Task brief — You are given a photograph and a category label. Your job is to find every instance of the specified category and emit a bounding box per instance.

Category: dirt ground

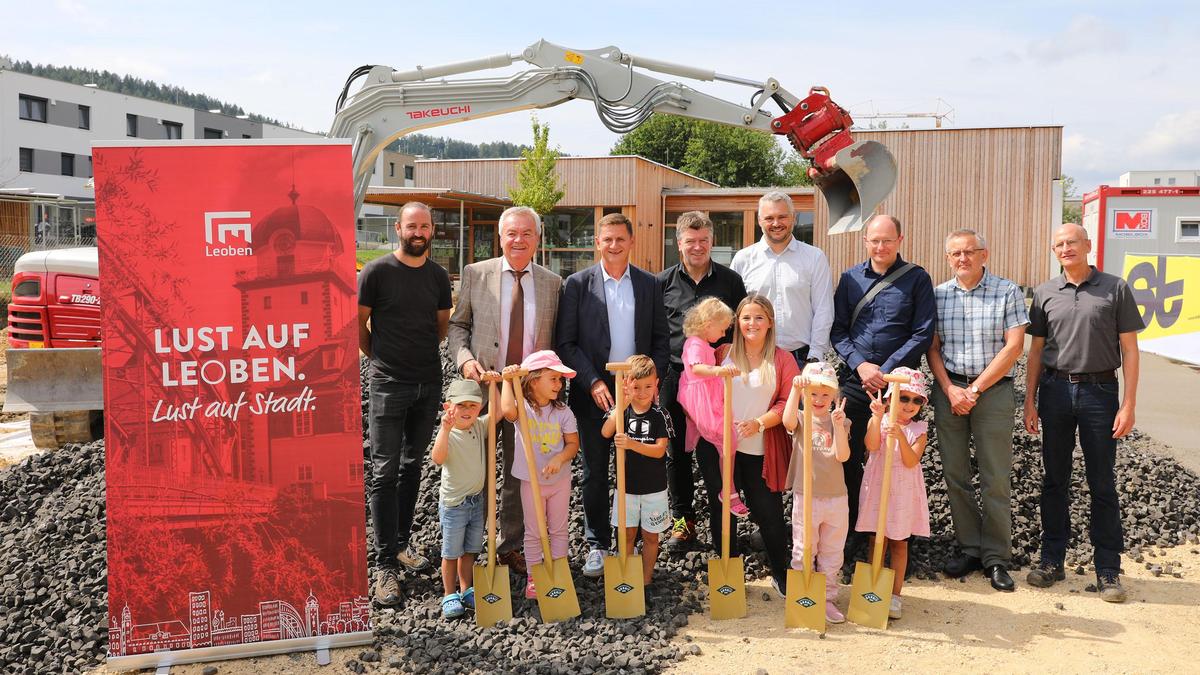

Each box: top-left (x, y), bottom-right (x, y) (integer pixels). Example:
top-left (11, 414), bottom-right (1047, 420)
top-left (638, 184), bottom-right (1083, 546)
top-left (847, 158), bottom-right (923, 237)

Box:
top-left (671, 545), bottom-right (1200, 675)
top-left (89, 544), bottom-right (1200, 675)
top-left (0, 329), bottom-right (29, 471)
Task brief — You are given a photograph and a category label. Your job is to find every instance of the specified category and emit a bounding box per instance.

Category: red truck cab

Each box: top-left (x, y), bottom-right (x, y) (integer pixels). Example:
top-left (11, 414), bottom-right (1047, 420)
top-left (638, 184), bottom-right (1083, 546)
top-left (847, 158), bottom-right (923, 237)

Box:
top-left (7, 247), bottom-right (101, 349)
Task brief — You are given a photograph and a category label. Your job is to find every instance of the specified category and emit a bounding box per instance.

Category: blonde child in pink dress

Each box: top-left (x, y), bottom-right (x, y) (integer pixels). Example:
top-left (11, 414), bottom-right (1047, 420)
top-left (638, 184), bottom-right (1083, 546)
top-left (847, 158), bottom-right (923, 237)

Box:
top-left (854, 366), bottom-right (930, 621)
top-left (676, 297), bottom-right (748, 517)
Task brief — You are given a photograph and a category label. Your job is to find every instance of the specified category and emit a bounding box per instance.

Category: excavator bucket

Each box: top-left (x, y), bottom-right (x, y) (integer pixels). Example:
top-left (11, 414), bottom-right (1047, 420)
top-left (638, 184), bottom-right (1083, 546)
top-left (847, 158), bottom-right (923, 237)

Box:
top-left (2, 347), bottom-right (103, 413)
top-left (818, 140), bottom-right (898, 235)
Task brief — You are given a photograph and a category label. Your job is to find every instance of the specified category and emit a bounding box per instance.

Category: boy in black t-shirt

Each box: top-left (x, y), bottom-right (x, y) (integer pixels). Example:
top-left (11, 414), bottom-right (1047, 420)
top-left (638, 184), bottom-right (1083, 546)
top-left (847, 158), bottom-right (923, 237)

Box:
top-left (601, 355), bottom-right (674, 584)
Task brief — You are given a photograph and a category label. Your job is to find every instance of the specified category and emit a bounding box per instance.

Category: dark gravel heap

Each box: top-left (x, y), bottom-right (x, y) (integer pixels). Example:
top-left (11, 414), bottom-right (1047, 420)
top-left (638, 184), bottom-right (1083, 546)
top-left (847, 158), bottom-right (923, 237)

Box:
top-left (0, 352), bottom-right (1198, 673)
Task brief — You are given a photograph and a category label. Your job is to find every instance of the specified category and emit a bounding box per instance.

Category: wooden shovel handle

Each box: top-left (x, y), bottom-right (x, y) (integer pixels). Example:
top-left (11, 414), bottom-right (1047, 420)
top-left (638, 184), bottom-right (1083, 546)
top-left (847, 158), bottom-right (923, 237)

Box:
top-left (870, 379), bottom-right (904, 576)
top-left (721, 373), bottom-right (733, 561)
top-left (802, 386), bottom-right (814, 578)
top-left (486, 379), bottom-right (499, 569)
top-left (505, 371), bottom-right (554, 566)
top-left (609, 365), bottom-right (628, 562)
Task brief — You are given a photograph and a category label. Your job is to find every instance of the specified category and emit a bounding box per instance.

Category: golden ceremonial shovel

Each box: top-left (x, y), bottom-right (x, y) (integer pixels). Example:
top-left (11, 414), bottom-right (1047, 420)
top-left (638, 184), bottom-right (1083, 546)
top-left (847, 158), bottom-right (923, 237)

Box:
top-left (708, 373), bottom-right (746, 619)
top-left (474, 374), bottom-right (512, 626)
top-left (847, 372), bottom-right (910, 629)
top-left (508, 369), bottom-right (580, 623)
top-left (786, 385), bottom-right (826, 631)
top-left (603, 361), bottom-right (645, 618)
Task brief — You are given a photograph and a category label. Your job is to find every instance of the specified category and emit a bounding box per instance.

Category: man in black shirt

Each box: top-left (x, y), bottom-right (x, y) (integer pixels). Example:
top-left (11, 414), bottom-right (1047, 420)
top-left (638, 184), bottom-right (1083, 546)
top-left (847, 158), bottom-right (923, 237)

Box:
top-left (359, 201), bottom-right (452, 606)
top-left (656, 212), bottom-right (746, 552)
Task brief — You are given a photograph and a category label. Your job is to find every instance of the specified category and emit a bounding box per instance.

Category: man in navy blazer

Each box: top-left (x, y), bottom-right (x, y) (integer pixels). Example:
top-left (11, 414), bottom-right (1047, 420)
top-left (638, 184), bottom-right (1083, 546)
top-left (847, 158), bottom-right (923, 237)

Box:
top-left (556, 213), bottom-right (670, 576)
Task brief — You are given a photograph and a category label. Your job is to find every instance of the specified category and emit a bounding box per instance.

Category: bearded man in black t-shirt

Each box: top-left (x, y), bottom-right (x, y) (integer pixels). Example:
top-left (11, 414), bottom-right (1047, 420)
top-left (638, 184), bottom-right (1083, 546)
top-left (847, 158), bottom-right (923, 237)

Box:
top-left (358, 201), bottom-right (452, 606)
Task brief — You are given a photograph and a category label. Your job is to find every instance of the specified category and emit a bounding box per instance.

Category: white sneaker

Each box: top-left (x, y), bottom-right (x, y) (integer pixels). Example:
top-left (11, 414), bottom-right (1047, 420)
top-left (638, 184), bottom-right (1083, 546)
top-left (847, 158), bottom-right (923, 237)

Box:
top-left (582, 548), bottom-right (606, 577)
top-left (889, 595), bottom-right (902, 619)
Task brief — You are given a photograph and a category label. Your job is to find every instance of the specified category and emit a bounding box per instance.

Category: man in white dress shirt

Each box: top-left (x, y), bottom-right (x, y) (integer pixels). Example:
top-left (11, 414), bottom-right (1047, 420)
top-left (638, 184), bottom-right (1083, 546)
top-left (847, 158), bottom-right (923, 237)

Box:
top-left (731, 191), bottom-right (835, 365)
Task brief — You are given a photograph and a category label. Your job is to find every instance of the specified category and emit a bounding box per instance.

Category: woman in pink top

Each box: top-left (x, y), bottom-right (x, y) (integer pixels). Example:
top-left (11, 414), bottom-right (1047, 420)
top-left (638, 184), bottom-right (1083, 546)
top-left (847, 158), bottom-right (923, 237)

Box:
top-left (677, 297), bottom-right (748, 516)
top-left (855, 366), bottom-right (931, 620)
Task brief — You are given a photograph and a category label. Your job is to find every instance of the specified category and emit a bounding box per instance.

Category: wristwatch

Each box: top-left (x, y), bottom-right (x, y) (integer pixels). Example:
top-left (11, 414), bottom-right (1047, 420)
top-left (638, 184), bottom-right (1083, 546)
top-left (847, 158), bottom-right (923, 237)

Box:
top-left (969, 383), bottom-right (981, 396)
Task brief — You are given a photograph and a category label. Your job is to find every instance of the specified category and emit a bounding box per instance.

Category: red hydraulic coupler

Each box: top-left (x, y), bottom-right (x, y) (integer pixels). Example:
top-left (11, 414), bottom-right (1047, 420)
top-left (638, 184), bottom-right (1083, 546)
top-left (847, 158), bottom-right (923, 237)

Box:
top-left (771, 87), bottom-right (856, 171)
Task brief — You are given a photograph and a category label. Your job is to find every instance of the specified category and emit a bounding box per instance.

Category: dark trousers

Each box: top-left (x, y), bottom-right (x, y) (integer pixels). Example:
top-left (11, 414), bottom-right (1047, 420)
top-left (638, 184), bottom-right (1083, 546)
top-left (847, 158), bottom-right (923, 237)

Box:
top-left (734, 452), bottom-right (791, 584)
top-left (367, 375), bottom-right (440, 570)
top-left (577, 414), bottom-right (613, 551)
top-left (496, 419), bottom-right (525, 554)
top-left (839, 377), bottom-right (873, 548)
top-left (1036, 377), bottom-right (1124, 572)
top-left (660, 365), bottom-right (697, 523)
top-left (696, 438), bottom-right (739, 557)
top-left (790, 346), bottom-right (810, 366)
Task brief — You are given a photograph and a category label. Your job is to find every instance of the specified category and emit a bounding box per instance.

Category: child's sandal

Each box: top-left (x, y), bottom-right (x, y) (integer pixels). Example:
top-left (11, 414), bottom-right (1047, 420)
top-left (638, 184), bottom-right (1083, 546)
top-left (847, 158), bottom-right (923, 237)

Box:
top-left (461, 587), bottom-right (475, 610)
top-left (441, 592), bottom-right (465, 619)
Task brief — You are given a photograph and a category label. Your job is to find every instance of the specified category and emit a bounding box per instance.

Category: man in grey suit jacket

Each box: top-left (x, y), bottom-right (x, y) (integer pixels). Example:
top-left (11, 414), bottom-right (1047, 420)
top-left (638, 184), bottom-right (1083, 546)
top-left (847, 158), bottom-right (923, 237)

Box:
top-left (448, 206), bottom-right (562, 576)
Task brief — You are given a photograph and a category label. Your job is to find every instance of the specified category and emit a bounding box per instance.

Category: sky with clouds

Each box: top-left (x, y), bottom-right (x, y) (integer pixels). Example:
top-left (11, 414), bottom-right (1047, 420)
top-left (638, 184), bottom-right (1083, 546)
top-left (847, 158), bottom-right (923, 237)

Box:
top-left (4, 1), bottom-right (1197, 194)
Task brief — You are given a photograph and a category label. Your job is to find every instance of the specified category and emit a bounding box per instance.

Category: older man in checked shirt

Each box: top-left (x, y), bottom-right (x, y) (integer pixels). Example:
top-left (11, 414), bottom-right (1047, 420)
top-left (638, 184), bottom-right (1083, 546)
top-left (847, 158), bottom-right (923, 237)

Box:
top-left (927, 228), bottom-right (1028, 592)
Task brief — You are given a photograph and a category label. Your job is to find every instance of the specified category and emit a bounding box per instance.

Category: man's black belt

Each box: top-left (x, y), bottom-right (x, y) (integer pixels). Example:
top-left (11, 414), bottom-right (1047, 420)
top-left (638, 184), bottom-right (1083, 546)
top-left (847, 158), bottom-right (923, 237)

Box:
top-left (946, 370), bottom-right (1012, 386)
top-left (1046, 368), bottom-right (1117, 383)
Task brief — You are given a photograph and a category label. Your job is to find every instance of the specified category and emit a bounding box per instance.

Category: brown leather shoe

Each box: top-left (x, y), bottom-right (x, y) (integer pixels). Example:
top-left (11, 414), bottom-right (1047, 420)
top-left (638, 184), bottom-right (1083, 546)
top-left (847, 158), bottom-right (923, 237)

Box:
top-left (497, 549), bottom-right (527, 576)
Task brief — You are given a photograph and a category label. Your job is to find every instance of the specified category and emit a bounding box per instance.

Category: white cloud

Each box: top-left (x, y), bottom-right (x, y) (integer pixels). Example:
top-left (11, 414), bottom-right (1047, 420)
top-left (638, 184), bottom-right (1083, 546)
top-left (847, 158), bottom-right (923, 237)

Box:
top-left (1133, 110), bottom-right (1200, 165)
top-left (1027, 14), bottom-right (1125, 65)
top-left (1063, 133), bottom-right (1111, 172)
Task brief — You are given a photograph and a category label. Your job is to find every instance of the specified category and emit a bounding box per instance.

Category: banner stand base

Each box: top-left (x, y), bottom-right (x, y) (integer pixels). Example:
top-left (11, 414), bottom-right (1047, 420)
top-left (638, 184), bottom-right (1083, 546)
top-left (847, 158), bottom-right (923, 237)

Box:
top-left (156, 666), bottom-right (171, 675)
top-left (317, 647), bottom-right (332, 665)
top-left (108, 631), bottom-right (374, 671)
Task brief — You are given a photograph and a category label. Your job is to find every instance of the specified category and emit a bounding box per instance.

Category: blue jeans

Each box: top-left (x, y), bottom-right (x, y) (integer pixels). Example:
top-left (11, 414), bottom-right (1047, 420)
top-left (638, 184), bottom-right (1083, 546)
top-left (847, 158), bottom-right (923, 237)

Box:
top-left (1036, 376), bottom-right (1123, 572)
top-left (439, 493), bottom-right (485, 559)
top-left (368, 374), bottom-right (440, 570)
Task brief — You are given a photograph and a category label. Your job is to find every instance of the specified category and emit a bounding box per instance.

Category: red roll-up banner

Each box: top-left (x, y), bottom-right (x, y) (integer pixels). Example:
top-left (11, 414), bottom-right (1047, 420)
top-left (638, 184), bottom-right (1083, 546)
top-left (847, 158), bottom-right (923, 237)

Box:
top-left (94, 140), bottom-right (372, 669)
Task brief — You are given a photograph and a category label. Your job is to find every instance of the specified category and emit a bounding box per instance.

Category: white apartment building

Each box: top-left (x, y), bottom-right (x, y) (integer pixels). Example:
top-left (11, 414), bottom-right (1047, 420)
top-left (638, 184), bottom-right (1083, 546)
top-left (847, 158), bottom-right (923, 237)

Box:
top-left (1119, 170), bottom-right (1200, 187)
top-left (0, 68), bottom-right (320, 201)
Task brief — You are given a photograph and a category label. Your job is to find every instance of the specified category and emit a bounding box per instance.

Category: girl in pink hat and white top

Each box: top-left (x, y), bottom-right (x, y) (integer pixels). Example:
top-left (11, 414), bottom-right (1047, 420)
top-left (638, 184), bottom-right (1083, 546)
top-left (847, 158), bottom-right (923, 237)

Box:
top-left (500, 349), bottom-right (580, 600)
top-left (855, 366), bottom-right (931, 620)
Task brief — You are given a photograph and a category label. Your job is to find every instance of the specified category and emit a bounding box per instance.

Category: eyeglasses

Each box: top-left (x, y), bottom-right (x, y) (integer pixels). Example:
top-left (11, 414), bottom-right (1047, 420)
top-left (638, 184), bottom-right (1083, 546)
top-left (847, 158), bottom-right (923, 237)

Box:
top-left (946, 248), bottom-right (984, 258)
top-left (865, 238), bottom-right (898, 247)
top-left (898, 395), bottom-right (924, 405)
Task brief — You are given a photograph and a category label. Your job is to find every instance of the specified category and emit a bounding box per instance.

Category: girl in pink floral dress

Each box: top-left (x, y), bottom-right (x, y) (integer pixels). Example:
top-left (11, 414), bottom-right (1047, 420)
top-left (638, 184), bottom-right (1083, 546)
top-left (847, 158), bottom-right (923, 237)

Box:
top-left (855, 366), bottom-right (930, 620)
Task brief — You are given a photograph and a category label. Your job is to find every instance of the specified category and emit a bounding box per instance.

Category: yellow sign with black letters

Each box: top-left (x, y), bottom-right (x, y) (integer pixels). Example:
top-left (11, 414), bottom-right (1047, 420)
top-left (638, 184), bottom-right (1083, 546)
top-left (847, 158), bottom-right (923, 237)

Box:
top-left (1123, 254), bottom-right (1200, 341)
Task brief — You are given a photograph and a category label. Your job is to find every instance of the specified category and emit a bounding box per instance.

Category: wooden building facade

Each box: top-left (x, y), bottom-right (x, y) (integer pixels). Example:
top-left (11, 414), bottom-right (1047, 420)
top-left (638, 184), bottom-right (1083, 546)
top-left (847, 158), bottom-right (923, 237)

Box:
top-left (364, 126), bottom-right (1062, 287)
top-left (815, 126), bottom-right (1063, 288)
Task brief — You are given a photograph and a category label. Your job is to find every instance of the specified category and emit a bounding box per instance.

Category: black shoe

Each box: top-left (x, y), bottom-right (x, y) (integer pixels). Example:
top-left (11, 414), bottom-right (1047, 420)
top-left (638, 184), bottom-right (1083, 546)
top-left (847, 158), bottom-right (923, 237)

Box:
top-left (1097, 570), bottom-right (1128, 603)
top-left (988, 565), bottom-right (1015, 592)
top-left (943, 554), bottom-right (983, 578)
top-left (1026, 561), bottom-right (1066, 588)
top-left (747, 529), bottom-right (766, 552)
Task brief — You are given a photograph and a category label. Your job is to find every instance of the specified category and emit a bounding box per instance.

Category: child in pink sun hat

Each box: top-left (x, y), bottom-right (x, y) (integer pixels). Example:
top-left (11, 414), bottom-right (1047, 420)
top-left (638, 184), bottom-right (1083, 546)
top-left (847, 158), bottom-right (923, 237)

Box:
top-left (855, 366), bottom-right (931, 620)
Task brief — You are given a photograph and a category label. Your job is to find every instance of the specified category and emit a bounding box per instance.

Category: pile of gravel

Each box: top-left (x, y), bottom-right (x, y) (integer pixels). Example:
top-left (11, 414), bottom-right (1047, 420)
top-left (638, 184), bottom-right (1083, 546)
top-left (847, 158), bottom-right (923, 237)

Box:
top-left (1, 352), bottom-right (1198, 673)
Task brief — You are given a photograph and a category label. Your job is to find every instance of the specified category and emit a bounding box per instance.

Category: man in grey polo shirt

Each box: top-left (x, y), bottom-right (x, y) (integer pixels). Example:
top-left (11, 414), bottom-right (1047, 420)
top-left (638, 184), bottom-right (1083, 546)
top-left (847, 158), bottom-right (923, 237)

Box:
top-left (1023, 223), bottom-right (1143, 603)
top-left (928, 229), bottom-right (1028, 592)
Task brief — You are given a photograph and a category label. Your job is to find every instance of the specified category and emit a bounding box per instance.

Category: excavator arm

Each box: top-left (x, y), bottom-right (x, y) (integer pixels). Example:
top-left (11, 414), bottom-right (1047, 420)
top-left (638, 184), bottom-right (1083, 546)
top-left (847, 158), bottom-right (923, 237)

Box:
top-left (329, 39), bottom-right (895, 234)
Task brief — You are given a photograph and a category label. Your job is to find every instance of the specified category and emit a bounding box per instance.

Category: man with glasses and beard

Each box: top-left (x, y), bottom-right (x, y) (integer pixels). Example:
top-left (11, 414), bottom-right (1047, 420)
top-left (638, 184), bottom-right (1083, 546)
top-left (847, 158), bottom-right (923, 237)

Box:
top-left (359, 201), bottom-right (452, 606)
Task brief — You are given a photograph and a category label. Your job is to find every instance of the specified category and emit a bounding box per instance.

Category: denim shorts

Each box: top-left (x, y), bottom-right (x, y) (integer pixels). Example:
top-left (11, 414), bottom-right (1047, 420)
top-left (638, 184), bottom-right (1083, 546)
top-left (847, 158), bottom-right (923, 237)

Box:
top-left (611, 489), bottom-right (671, 533)
top-left (439, 492), bottom-right (485, 559)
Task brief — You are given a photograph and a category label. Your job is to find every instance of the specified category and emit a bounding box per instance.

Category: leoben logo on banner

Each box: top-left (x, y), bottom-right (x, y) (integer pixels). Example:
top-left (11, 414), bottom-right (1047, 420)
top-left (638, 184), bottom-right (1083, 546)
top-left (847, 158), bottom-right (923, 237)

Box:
top-left (204, 211), bottom-right (253, 256)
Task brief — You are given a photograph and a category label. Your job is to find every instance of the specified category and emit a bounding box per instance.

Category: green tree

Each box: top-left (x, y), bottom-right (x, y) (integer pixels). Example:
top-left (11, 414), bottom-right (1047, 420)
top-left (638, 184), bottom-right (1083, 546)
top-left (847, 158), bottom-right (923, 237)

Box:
top-left (612, 115), bottom-right (805, 187)
top-left (509, 116), bottom-right (565, 217)
top-left (1061, 174), bottom-right (1082, 224)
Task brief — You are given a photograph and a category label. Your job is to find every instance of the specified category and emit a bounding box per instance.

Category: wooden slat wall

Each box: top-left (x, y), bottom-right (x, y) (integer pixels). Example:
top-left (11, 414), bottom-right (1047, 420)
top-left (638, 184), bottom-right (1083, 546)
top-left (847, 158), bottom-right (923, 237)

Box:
top-left (813, 127), bottom-right (1062, 288)
top-left (0, 199), bottom-right (29, 239)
